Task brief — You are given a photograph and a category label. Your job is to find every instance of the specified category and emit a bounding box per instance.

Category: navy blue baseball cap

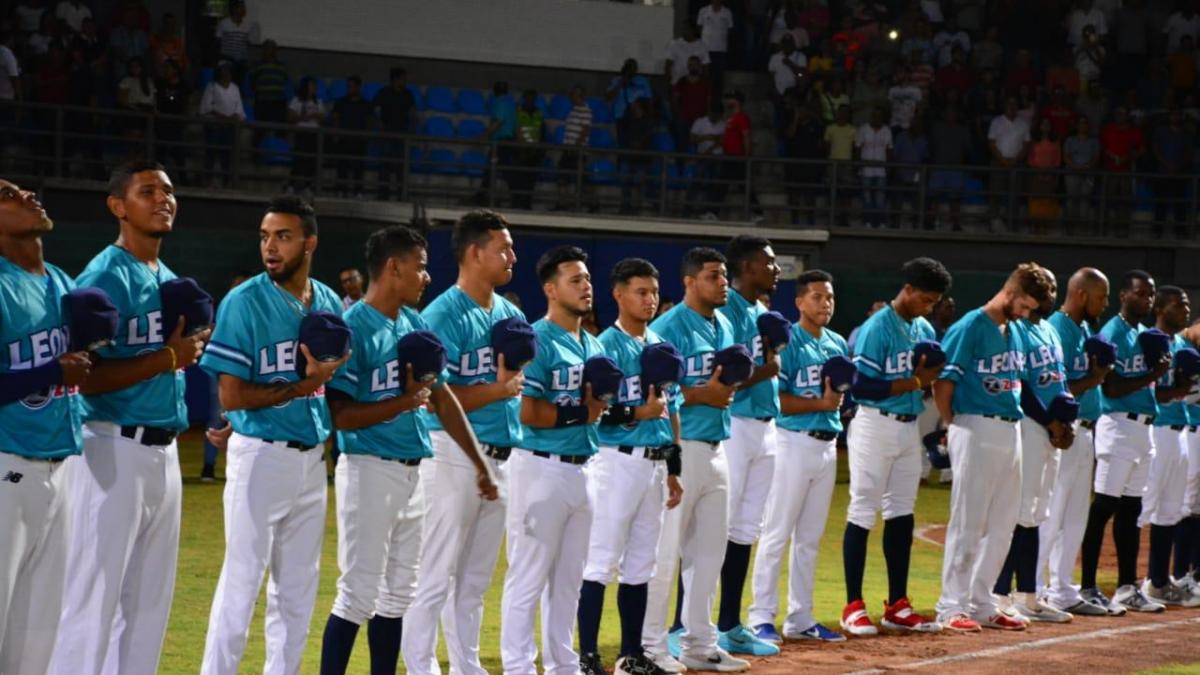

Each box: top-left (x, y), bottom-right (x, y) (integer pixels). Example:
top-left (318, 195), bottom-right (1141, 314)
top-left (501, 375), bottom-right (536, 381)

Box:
top-left (63, 287), bottom-right (119, 352)
top-left (913, 340), bottom-right (946, 368)
top-left (1138, 328), bottom-right (1172, 365)
top-left (295, 311), bottom-right (351, 375)
top-left (1176, 347), bottom-right (1200, 379)
top-left (820, 355), bottom-right (858, 393)
top-left (1084, 335), bottom-right (1117, 368)
top-left (714, 345), bottom-right (754, 386)
top-left (923, 429), bottom-right (950, 470)
top-left (756, 311), bottom-right (791, 352)
top-left (397, 330), bottom-right (447, 390)
top-left (640, 341), bottom-right (684, 392)
top-left (160, 277), bottom-right (214, 337)
top-left (1048, 391), bottom-right (1081, 424)
top-left (584, 355), bottom-right (624, 402)
top-left (491, 317), bottom-right (537, 370)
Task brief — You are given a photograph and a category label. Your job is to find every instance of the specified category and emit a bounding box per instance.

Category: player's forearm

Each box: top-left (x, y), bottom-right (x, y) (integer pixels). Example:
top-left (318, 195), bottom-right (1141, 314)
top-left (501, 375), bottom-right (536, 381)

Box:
top-left (79, 349), bottom-right (174, 395)
top-left (431, 386), bottom-right (490, 474)
top-left (681, 384), bottom-right (720, 407)
top-left (670, 411), bottom-right (681, 445)
top-left (1101, 371), bottom-right (1158, 399)
top-left (933, 379), bottom-right (955, 424)
top-left (448, 381), bottom-right (508, 413)
top-left (519, 396), bottom-right (559, 428)
top-left (780, 392), bottom-right (837, 415)
top-left (1156, 383), bottom-right (1192, 403)
top-left (743, 361), bottom-right (779, 388)
top-left (1068, 374), bottom-right (1103, 396)
top-left (0, 361), bottom-right (65, 404)
top-left (219, 373), bottom-right (316, 411)
top-left (328, 394), bottom-right (417, 430)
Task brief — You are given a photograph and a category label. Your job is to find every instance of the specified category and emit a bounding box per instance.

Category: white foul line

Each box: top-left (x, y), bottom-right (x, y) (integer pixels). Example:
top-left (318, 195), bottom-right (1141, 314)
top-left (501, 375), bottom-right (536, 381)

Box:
top-left (914, 524), bottom-right (945, 548)
top-left (844, 616), bottom-right (1200, 675)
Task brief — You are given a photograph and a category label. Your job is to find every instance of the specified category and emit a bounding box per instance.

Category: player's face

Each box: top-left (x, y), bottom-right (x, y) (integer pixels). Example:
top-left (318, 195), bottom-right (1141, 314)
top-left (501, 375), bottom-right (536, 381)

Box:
top-left (392, 247), bottom-right (431, 307)
top-left (339, 270), bottom-right (363, 297)
top-left (546, 260), bottom-right (593, 317)
top-left (1082, 280), bottom-right (1110, 321)
top-left (0, 180), bottom-right (52, 236)
top-left (796, 281), bottom-right (835, 327)
top-left (689, 262), bottom-right (729, 308)
top-left (614, 275), bottom-right (659, 323)
top-left (1161, 293), bottom-right (1191, 333)
top-left (112, 170), bottom-right (175, 237)
top-left (474, 228), bottom-right (516, 287)
top-left (902, 285), bottom-right (943, 318)
top-left (260, 213), bottom-right (313, 283)
top-left (744, 246), bottom-right (781, 294)
top-left (1005, 291), bottom-right (1039, 321)
top-left (1122, 278), bottom-right (1156, 319)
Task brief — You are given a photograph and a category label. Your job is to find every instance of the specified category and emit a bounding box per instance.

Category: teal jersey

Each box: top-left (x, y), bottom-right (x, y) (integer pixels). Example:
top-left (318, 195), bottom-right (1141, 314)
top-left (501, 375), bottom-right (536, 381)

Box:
top-left (0, 258), bottom-right (83, 459)
top-left (719, 290), bottom-right (780, 419)
top-left (595, 325), bottom-right (679, 448)
top-left (940, 307), bottom-right (1027, 418)
top-left (1155, 334), bottom-right (1192, 428)
top-left (1019, 318), bottom-right (1068, 409)
top-left (76, 245), bottom-right (186, 430)
top-left (650, 303), bottom-right (735, 442)
top-left (520, 318), bottom-right (604, 456)
top-left (199, 273), bottom-right (342, 446)
top-left (328, 303), bottom-right (446, 460)
top-left (851, 304), bottom-right (936, 416)
top-left (1048, 311), bottom-right (1101, 422)
top-left (777, 322), bottom-right (848, 434)
top-left (1098, 315), bottom-right (1158, 417)
top-left (421, 286), bottom-right (524, 447)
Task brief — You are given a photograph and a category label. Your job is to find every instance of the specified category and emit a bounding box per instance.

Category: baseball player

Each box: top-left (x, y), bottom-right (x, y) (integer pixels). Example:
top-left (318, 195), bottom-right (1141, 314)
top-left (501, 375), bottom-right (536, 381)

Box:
top-left (1078, 270), bottom-right (1171, 614)
top-left (933, 262), bottom-right (1054, 632)
top-left (1039, 268), bottom-right (1113, 616)
top-left (991, 268), bottom-right (1074, 624)
top-left (840, 257), bottom-right (950, 636)
top-left (319, 226), bottom-right (500, 675)
top-left (198, 195), bottom-right (349, 674)
top-left (644, 247), bottom-right (748, 673)
top-left (576, 257), bottom-right (684, 675)
top-left (500, 245), bottom-right (608, 675)
top-left (401, 210), bottom-right (525, 675)
top-left (51, 161), bottom-right (208, 675)
top-left (748, 269), bottom-right (849, 642)
top-left (712, 235), bottom-right (783, 657)
top-left (1138, 286), bottom-right (1200, 606)
top-left (0, 181), bottom-right (93, 674)
top-left (1176, 318), bottom-right (1200, 591)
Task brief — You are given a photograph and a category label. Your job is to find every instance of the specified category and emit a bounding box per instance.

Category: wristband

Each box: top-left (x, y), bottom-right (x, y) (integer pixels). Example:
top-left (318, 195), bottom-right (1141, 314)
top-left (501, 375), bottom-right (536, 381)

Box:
top-left (600, 404), bottom-right (636, 426)
top-left (165, 346), bottom-right (178, 372)
top-left (554, 404), bottom-right (589, 428)
top-left (913, 375), bottom-right (923, 389)
top-left (664, 443), bottom-right (682, 476)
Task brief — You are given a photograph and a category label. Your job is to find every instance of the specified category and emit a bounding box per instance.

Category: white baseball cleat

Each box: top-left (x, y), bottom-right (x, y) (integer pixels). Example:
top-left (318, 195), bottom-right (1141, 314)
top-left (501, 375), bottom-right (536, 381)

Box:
top-left (1013, 592), bottom-right (1072, 623)
top-left (645, 648), bottom-right (688, 673)
top-left (1114, 584), bottom-right (1166, 613)
top-left (1142, 578), bottom-right (1200, 608)
top-left (678, 648), bottom-right (750, 672)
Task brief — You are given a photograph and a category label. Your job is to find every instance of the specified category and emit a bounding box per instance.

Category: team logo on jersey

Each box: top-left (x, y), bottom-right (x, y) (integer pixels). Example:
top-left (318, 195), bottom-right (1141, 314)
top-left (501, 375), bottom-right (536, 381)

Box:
top-left (18, 384), bottom-right (78, 411)
top-left (1037, 370), bottom-right (1065, 387)
top-left (126, 310), bottom-right (165, 346)
top-left (982, 376), bottom-right (1022, 395)
top-left (7, 325), bottom-right (71, 370)
top-left (685, 353), bottom-right (715, 379)
top-left (458, 346), bottom-right (497, 378)
top-left (2, 471), bottom-right (21, 483)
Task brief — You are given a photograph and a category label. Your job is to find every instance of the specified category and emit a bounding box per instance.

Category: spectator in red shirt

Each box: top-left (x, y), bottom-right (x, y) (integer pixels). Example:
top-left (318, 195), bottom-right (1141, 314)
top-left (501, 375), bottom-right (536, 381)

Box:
top-left (717, 90), bottom-right (761, 219)
top-left (1004, 49), bottom-right (1039, 96)
top-left (1039, 86), bottom-right (1078, 141)
top-left (831, 16), bottom-right (865, 72)
top-left (1099, 105), bottom-right (1144, 232)
top-left (934, 46), bottom-right (973, 101)
top-left (671, 55), bottom-right (713, 154)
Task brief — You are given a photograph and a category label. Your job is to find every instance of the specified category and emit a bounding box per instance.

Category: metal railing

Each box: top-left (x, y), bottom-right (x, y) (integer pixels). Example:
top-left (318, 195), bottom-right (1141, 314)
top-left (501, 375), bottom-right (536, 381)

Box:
top-left (1, 100), bottom-right (1195, 239)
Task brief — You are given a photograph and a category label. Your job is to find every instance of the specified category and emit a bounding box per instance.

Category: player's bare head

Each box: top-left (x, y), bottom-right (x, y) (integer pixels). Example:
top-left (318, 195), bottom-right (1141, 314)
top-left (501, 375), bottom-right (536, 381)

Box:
top-left (538, 245), bottom-right (592, 317)
top-left (0, 179), bottom-right (52, 237)
top-left (795, 269), bottom-right (835, 327)
top-left (1002, 262), bottom-right (1054, 321)
top-left (453, 209), bottom-right (514, 287)
top-left (682, 247), bottom-right (729, 310)
top-left (897, 257), bottom-right (951, 319)
top-left (725, 234), bottom-right (779, 294)
top-left (1066, 267), bottom-right (1110, 320)
top-left (339, 267), bottom-right (364, 298)
top-left (1154, 285), bottom-right (1190, 333)
top-left (365, 225), bottom-right (430, 306)
top-left (1118, 269), bottom-right (1155, 320)
top-left (260, 194), bottom-right (317, 284)
top-left (106, 159), bottom-right (175, 237)
top-left (931, 296), bottom-right (956, 325)
top-left (611, 257), bottom-right (660, 323)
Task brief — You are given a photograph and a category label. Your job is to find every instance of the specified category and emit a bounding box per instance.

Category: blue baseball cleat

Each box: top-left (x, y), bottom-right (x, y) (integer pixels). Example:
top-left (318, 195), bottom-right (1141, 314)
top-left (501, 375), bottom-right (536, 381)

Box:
top-left (752, 623), bottom-right (782, 644)
top-left (667, 626), bottom-right (683, 658)
top-left (718, 624), bottom-right (781, 656)
top-left (787, 623), bottom-right (847, 642)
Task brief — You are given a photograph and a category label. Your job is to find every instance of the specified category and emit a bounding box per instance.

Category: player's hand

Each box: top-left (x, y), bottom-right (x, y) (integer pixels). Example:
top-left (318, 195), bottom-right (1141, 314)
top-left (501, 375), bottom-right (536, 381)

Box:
top-left (666, 474), bottom-right (684, 509)
top-left (583, 383), bottom-right (610, 424)
top-left (299, 343), bottom-right (351, 391)
top-left (58, 351), bottom-right (92, 386)
top-left (206, 421), bottom-right (232, 451)
top-left (397, 363), bottom-right (433, 412)
top-left (759, 353), bottom-right (782, 379)
top-left (495, 353), bottom-right (525, 400)
top-left (913, 354), bottom-right (944, 387)
top-left (166, 317), bottom-right (210, 370)
top-left (704, 366), bottom-right (736, 408)
top-left (1087, 355), bottom-right (1114, 383)
top-left (476, 467), bottom-right (500, 501)
top-left (635, 384), bottom-right (669, 420)
top-left (1151, 354), bottom-right (1172, 379)
top-left (821, 377), bottom-right (845, 412)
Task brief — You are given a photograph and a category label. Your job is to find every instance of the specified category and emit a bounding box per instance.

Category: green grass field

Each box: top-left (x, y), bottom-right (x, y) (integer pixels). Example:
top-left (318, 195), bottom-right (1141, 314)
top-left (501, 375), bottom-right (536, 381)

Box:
top-left (158, 435), bottom-right (1083, 673)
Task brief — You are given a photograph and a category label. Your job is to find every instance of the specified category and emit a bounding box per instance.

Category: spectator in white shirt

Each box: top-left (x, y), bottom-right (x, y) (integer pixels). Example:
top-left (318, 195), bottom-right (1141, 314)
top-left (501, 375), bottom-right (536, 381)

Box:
top-left (768, 33), bottom-right (808, 96)
top-left (12, 0), bottom-right (45, 35)
top-left (1163, 5), bottom-right (1200, 53)
top-left (287, 76), bottom-right (326, 193)
top-left (888, 70), bottom-right (923, 130)
top-left (987, 96), bottom-right (1031, 226)
top-left (215, 0), bottom-right (260, 84)
top-left (932, 15), bottom-right (971, 68)
top-left (665, 22), bottom-right (710, 84)
top-left (54, 0), bottom-right (89, 33)
top-left (855, 107), bottom-right (893, 227)
top-left (688, 103), bottom-right (726, 216)
top-left (556, 84), bottom-right (593, 207)
top-left (768, 5), bottom-right (810, 51)
top-left (697, 0), bottom-right (734, 95)
top-left (199, 62), bottom-right (246, 186)
top-left (1067, 0), bottom-right (1107, 47)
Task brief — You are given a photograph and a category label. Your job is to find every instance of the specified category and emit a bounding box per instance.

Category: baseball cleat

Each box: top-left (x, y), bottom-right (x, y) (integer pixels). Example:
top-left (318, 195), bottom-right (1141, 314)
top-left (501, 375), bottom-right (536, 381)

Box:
top-left (881, 597), bottom-right (942, 633)
top-left (751, 623), bottom-right (782, 644)
top-left (717, 624), bottom-right (780, 656)
top-left (840, 599), bottom-right (879, 637)
top-left (1142, 578), bottom-right (1200, 608)
top-left (678, 648), bottom-right (750, 672)
top-left (1013, 592), bottom-right (1072, 623)
top-left (1114, 584), bottom-right (1167, 613)
top-left (785, 623), bottom-right (846, 642)
top-left (1062, 599), bottom-right (1109, 616)
top-left (992, 593), bottom-right (1029, 625)
top-left (977, 613), bottom-right (1027, 630)
top-left (580, 651), bottom-right (607, 675)
top-left (616, 653), bottom-right (670, 675)
top-left (644, 648), bottom-right (687, 674)
top-left (941, 614), bottom-right (981, 633)
top-left (666, 627), bottom-right (683, 659)
top-left (1081, 587), bottom-right (1128, 616)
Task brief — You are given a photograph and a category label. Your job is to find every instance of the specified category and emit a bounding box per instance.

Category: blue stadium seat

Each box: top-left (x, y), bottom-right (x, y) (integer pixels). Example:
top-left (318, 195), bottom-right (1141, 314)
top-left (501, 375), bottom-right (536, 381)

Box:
top-left (1135, 182), bottom-right (1155, 213)
top-left (456, 118), bottom-right (487, 139)
top-left (457, 89), bottom-right (488, 116)
top-left (425, 86), bottom-right (458, 113)
top-left (461, 149), bottom-right (488, 177)
top-left (326, 78), bottom-right (348, 102)
top-left (314, 78), bottom-right (328, 102)
top-left (668, 162), bottom-right (696, 190)
top-left (587, 159), bottom-right (618, 185)
top-left (258, 136), bottom-right (292, 165)
top-left (550, 125), bottom-right (566, 145)
top-left (962, 177), bottom-right (986, 206)
top-left (409, 146), bottom-right (428, 173)
top-left (242, 101), bottom-right (255, 122)
top-left (427, 148), bottom-right (461, 175)
top-left (363, 81), bottom-right (385, 101)
top-left (587, 97), bottom-right (614, 124)
top-left (651, 131), bottom-right (675, 153)
top-left (422, 116), bottom-right (456, 138)
top-left (589, 127), bottom-right (616, 149)
top-left (408, 84), bottom-right (425, 111)
top-left (197, 67), bottom-right (215, 91)
top-left (547, 94), bottom-right (572, 121)
top-left (538, 155), bottom-right (558, 183)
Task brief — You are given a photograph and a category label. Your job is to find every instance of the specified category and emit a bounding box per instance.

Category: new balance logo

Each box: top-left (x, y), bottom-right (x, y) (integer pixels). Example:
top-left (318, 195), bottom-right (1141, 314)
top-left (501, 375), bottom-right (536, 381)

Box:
top-left (2, 471), bottom-right (22, 484)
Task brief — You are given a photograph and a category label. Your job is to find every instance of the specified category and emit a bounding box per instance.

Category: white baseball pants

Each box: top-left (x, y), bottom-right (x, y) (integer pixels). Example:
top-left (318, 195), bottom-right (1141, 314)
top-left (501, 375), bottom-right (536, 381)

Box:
top-left (725, 417), bottom-right (776, 545)
top-left (846, 406), bottom-right (922, 530)
top-left (1017, 420), bottom-right (1061, 528)
top-left (582, 446), bottom-right (667, 586)
top-left (1094, 413), bottom-right (1155, 498)
top-left (1141, 426), bottom-right (1189, 527)
top-left (1185, 428), bottom-right (1200, 517)
top-left (1039, 423), bottom-right (1095, 609)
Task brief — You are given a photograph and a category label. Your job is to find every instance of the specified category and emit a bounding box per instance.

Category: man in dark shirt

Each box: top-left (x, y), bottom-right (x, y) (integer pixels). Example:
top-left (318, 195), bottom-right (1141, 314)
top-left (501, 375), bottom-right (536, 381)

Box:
top-left (929, 104), bottom-right (974, 229)
top-left (248, 39), bottom-right (288, 125)
top-left (374, 66), bottom-right (417, 200)
top-left (154, 59), bottom-right (190, 179)
top-left (1152, 109), bottom-right (1193, 233)
top-left (618, 98), bottom-right (655, 213)
top-left (331, 75), bottom-right (374, 197)
top-left (784, 95), bottom-right (824, 224)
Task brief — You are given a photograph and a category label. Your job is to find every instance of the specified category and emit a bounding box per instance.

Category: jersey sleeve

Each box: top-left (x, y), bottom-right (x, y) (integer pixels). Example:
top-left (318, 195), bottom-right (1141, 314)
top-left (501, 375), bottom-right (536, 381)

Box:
top-left (74, 267), bottom-right (130, 360)
top-left (422, 303), bottom-right (464, 377)
top-left (521, 339), bottom-right (551, 400)
top-left (778, 341), bottom-right (800, 396)
top-left (200, 295), bottom-right (256, 381)
top-left (327, 328), bottom-right (361, 398)
top-left (939, 319), bottom-right (973, 384)
top-left (852, 321), bottom-right (887, 378)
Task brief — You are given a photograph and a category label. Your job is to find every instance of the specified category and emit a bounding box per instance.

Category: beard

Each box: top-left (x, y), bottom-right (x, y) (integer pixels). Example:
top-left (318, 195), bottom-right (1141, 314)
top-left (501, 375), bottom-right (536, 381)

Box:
top-left (267, 254), bottom-right (305, 283)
